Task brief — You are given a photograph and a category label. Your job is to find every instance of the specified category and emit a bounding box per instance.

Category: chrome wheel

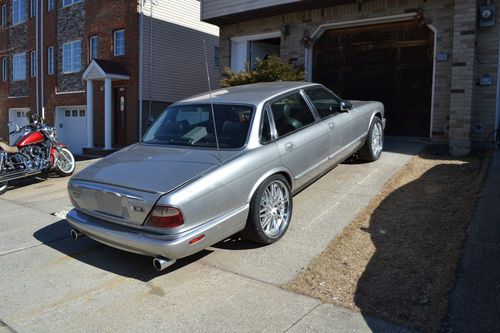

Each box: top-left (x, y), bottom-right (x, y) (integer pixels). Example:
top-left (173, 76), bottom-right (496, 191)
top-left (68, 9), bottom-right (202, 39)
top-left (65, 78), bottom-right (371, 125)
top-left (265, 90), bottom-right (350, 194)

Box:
top-left (56, 148), bottom-right (75, 175)
top-left (259, 180), bottom-right (291, 238)
top-left (371, 122), bottom-right (383, 157)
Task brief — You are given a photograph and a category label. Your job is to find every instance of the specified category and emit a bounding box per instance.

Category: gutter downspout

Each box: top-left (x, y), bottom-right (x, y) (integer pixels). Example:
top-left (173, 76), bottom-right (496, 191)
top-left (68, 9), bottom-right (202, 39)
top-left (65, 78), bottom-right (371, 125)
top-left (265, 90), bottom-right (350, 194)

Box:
top-left (35, 0), bottom-right (39, 116)
top-left (138, 0), bottom-right (144, 142)
top-left (40, 0), bottom-right (44, 119)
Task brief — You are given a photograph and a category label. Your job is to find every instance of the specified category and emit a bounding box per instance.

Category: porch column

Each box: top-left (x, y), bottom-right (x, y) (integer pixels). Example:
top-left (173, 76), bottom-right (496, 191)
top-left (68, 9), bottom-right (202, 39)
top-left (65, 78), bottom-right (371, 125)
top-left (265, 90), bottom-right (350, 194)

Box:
top-left (86, 79), bottom-right (94, 147)
top-left (104, 78), bottom-right (112, 150)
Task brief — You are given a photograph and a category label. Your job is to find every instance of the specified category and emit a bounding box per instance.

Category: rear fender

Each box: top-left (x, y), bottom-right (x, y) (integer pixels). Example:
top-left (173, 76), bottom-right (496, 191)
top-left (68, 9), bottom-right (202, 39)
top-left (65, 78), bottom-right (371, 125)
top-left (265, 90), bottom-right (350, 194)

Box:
top-left (247, 167), bottom-right (294, 203)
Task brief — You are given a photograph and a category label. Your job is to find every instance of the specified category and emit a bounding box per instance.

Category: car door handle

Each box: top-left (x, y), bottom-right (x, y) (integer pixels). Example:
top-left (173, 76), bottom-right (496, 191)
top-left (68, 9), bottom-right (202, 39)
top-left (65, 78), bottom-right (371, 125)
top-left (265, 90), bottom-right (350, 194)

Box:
top-left (285, 142), bottom-right (294, 151)
top-left (328, 123), bottom-right (335, 129)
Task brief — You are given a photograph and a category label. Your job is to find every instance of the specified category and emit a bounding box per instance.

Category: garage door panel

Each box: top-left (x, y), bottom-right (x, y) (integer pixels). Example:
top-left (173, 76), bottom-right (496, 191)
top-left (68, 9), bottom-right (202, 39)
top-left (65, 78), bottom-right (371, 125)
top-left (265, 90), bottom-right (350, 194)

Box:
top-left (313, 21), bottom-right (433, 137)
top-left (58, 108), bottom-right (87, 155)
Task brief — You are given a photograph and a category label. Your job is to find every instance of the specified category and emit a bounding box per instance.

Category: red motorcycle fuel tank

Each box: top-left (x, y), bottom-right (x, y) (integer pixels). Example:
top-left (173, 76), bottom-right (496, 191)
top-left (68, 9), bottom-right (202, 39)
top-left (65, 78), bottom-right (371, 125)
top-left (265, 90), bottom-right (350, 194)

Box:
top-left (16, 131), bottom-right (44, 148)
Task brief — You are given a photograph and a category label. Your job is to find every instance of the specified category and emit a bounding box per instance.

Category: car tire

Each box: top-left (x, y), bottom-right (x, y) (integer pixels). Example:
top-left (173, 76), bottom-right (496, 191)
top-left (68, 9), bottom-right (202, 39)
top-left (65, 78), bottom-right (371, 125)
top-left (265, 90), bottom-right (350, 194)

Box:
top-left (0, 182), bottom-right (7, 195)
top-left (55, 148), bottom-right (76, 177)
top-left (358, 117), bottom-right (383, 162)
top-left (242, 174), bottom-right (293, 245)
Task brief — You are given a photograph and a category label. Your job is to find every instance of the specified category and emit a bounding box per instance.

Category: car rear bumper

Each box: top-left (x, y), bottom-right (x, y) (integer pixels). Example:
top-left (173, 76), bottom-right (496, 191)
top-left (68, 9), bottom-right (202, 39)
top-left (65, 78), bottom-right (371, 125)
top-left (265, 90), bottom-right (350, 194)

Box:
top-left (66, 206), bottom-right (248, 259)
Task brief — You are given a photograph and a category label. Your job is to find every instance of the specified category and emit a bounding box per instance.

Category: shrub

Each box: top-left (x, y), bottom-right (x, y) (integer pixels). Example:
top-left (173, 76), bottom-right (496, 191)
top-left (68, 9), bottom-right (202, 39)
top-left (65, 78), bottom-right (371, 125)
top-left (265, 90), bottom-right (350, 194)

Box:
top-left (221, 56), bottom-right (304, 87)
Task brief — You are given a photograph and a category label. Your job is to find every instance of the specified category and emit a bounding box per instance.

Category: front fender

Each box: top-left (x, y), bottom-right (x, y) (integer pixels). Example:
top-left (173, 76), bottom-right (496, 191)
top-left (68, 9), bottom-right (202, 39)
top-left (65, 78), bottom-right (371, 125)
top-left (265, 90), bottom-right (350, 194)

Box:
top-left (50, 144), bottom-right (68, 168)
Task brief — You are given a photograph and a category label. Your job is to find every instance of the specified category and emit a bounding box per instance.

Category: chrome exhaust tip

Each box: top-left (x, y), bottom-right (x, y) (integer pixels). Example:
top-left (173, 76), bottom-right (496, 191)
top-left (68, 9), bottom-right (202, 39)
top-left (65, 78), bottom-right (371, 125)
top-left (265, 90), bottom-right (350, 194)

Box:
top-left (153, 257), bottom-right (176, 271)
top-left (70, 229), bottom-right (85, 240)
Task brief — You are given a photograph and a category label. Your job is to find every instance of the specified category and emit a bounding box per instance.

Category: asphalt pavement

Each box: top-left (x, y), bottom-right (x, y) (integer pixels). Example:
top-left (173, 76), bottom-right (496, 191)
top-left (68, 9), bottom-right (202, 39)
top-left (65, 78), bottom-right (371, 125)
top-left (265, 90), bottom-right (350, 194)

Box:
top-left (0, 142), bottom-right (423, 333)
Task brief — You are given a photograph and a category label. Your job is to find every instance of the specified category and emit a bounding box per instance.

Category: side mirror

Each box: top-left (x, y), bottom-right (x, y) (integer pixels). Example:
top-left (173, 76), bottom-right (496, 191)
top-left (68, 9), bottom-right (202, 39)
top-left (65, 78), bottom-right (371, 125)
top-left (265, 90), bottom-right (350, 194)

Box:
top-left (340, 100), bottom-right (353, 111)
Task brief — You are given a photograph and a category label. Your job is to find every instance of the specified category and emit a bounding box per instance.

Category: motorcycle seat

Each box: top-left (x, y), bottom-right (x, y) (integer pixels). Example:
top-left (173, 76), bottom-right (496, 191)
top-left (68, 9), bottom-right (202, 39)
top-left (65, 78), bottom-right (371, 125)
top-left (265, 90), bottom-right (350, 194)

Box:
top-left (0, 141), bottom-right (19, 154)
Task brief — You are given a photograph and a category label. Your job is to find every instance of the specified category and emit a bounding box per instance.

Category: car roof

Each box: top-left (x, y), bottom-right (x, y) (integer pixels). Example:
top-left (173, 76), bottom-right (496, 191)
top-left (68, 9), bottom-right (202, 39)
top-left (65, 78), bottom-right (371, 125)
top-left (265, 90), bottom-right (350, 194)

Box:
top-left (174, 82), bottom-right (321, 106)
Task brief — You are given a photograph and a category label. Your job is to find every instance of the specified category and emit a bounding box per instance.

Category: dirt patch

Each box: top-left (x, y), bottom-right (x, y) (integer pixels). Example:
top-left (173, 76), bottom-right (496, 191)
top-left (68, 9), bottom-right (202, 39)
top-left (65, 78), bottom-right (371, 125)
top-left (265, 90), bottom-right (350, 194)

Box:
top-left (285, 148), bottom-right (491, 332)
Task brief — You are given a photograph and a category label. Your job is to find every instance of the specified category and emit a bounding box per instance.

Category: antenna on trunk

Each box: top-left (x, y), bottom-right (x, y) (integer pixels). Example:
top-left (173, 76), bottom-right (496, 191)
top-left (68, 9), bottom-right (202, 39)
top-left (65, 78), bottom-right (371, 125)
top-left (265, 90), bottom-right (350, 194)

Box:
top-left (203, 39), bottom-right (223, 166)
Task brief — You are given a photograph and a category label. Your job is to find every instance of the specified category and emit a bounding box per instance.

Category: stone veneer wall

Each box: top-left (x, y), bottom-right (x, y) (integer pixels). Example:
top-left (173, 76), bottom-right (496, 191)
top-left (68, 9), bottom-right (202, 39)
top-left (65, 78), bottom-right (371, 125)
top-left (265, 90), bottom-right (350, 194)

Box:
top-left (8, 0), bottom-right (28, 97)
top-left (56, 0), bottom-right (85, 92)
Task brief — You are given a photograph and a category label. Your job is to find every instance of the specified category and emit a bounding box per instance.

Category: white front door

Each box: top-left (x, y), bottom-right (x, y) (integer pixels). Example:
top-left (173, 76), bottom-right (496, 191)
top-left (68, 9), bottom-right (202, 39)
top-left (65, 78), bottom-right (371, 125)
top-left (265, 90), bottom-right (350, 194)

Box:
top-left (57, 108), bottom-right (87, 155)
top-left (8, 108), bottom-right (30, 144)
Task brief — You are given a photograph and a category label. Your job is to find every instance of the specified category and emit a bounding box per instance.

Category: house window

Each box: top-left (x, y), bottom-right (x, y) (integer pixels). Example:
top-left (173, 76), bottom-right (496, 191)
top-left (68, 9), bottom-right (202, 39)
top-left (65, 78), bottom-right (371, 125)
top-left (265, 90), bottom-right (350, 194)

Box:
top-left (30, 0), bottom-right (36, 17)
top-left (62, 40), bottom-right (81, 73)
top-left (12, 0), bottom-right (26, 25)
top-left (47, 0), bottom-right (54, 11)
top-left (214, 46), bottom-right (220, 67)
top-left (114, 29), bottom-right (125, 56)
top-left (30, 50), bottom-right (37, 77)
top-left (89, 35), bottom-right (98, 61)
top-left (62, 0), bottom-right (81, 7)
top-left (47, 46), bottom-right (54, 75)
top-left (1, 4), bottom-right (6, 28)
top-left (12, 53), bottom-right (26, 81)
top-left (231, 35), bottom-right (281, 72)
top-left (1, 58), bottom-right (7, 82)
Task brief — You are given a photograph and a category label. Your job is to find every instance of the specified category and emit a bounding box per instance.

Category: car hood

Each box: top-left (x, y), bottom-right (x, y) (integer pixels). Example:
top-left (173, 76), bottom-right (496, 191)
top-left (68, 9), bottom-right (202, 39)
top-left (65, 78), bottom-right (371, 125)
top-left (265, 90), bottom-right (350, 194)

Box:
top-left (73, 144), bottom-right (235, 194)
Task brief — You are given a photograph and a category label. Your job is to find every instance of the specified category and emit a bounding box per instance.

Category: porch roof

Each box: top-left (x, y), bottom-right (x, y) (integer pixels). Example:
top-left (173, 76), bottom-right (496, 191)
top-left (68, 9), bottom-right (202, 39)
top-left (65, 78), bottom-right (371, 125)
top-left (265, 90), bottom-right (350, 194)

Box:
top-left (82, 59), bottom-right (130, 81)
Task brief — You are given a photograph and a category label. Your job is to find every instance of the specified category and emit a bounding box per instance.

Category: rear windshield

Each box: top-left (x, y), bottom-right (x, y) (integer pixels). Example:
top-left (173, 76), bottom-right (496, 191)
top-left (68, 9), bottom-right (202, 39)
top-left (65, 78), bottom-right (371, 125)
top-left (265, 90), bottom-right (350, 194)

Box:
top-left (143, 104), bottom-right (255, 149)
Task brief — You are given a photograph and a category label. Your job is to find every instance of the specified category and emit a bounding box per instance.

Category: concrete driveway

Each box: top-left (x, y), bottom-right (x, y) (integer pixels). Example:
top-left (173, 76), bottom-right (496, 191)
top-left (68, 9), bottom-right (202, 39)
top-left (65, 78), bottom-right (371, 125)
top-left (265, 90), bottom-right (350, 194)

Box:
top-left (0, 141), bottom-right (422, 333)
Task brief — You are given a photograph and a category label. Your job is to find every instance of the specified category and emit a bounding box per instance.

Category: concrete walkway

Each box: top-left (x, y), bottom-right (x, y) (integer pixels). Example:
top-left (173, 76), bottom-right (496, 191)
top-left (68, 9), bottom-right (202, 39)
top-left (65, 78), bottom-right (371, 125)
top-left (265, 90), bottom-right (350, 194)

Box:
top-left (0, 142), bottom-right (423, 333)
top-left (445, 149), bottom-right (500, 332)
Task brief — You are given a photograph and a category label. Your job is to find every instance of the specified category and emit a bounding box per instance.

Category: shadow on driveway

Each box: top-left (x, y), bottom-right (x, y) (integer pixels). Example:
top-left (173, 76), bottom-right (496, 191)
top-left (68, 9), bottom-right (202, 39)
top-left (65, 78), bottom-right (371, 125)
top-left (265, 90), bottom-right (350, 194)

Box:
top-left (33, 220), bottom-right (212, 282)
top-left (354, 156), bottom-right (485, 332)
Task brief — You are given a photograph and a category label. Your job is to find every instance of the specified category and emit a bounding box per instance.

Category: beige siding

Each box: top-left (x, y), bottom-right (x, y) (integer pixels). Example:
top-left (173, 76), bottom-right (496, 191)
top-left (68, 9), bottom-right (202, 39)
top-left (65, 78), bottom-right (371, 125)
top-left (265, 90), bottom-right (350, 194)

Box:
top-left (201, 0), bottom-right (302, 21)
top-left (142, 0), bottom-right (220, 103)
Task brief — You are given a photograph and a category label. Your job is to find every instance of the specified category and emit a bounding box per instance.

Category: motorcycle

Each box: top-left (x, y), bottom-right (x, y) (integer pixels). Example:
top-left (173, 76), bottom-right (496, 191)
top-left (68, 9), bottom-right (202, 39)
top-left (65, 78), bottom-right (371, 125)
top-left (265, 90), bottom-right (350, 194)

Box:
top-left (0, 113), bottom-right (76, 195)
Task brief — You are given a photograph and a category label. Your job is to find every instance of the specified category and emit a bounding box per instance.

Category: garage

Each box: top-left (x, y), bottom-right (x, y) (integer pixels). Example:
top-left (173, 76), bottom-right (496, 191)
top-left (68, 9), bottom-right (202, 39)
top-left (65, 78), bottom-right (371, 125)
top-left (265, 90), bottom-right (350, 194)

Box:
top-left (313, 20), bottom-right (434, 137)
top-left (8, 108), bottom-right (30, 144)
top-left (56, 107), bottom-right (87, 155)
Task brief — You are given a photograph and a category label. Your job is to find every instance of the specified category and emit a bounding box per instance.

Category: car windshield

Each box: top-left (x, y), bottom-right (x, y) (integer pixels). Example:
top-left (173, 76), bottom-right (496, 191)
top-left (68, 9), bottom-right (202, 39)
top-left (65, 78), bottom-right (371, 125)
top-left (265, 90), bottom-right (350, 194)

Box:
top-left (143, 104), bottom-right (255, 149)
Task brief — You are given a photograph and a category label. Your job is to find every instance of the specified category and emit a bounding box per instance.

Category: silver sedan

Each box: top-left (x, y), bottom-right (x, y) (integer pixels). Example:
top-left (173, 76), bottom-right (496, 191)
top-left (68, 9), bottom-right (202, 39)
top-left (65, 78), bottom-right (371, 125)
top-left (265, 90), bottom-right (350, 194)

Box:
top-left (67, 82), bottom-right (385, 271)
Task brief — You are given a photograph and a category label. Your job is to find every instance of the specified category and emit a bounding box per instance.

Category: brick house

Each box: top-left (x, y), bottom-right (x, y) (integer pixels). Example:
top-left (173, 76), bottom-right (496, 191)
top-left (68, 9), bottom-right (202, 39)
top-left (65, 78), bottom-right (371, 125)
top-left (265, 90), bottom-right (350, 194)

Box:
top-left (0, 0), bottom-right (219, 154)
top-left (201, 0), bottom-right (499, 155)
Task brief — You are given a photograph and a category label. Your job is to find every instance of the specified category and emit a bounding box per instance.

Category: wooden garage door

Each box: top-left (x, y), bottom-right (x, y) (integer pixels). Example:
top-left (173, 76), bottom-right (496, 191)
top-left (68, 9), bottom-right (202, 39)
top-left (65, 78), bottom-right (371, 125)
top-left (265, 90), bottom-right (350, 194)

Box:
top-left (313, 21), bottom-right (434, 137)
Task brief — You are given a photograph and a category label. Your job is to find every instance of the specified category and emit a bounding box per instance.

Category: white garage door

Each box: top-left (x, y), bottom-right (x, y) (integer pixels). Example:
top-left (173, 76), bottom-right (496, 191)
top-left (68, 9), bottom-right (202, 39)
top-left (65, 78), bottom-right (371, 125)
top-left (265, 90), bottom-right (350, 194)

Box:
top-left (58, 108), bottom-right (87, 155)
top-left (8, 109), bottom-right (30, 144)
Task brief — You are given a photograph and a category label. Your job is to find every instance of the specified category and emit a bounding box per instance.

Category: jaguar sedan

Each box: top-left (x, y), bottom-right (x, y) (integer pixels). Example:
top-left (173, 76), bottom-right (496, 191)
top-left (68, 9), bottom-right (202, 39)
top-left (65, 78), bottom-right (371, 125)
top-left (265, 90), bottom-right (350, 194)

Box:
top-left (67, 82), bottom-right (385, 271)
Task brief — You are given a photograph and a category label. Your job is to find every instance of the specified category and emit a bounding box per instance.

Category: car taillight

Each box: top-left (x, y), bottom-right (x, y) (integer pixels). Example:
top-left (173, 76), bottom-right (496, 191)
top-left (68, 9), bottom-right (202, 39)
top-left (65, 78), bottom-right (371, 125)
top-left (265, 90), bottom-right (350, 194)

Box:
top-left (145, 206), bottom-right (184, 228)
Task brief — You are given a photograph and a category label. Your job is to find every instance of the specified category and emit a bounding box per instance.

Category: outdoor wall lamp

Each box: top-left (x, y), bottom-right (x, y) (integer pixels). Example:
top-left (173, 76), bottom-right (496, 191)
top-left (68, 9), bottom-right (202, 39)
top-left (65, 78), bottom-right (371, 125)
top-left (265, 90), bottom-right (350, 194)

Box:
top-left (479, 0), bottom-right (496, 27)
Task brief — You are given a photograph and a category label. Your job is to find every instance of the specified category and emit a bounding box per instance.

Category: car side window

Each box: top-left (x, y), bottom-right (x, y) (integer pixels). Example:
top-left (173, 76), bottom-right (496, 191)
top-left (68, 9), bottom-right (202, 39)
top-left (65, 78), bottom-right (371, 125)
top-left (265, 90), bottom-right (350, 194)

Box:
top-left (260, 109), bottom-right (272, 144)
top-left (270, 92), bottom-right (315, 137)
top-left (304, 87), bottom-right (341, 119)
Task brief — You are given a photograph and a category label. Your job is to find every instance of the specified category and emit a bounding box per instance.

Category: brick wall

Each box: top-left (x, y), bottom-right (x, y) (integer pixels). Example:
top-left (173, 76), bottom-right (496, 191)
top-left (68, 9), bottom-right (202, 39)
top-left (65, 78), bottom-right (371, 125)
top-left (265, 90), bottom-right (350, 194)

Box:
top-left (218, 0), bottom-right (455, 141)
top-left (448, 0), bottom-right (477, 156)
top-left (85, 0), bottom-right (139, 146)
top-left (0, 0), bottom-right (140, 148)
top-left (217, 0), bottom-right (500, 153)
top-left (473, 6), bottom-right (500, 143)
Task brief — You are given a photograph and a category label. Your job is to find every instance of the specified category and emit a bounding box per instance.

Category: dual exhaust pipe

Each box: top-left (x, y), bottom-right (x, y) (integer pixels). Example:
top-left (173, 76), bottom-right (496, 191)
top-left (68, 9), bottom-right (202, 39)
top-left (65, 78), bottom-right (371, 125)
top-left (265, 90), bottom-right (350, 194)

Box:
top-left (70, 229), bottom-right (85, 240)
top-left (70, 229), bottom-right (176, 271)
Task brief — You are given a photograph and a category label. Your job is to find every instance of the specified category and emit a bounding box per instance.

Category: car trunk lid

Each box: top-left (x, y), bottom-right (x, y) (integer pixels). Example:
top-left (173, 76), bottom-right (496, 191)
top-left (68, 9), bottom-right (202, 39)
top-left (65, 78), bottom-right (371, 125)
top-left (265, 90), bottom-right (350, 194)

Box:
top-left (69, 144), bottom-right (222, 226)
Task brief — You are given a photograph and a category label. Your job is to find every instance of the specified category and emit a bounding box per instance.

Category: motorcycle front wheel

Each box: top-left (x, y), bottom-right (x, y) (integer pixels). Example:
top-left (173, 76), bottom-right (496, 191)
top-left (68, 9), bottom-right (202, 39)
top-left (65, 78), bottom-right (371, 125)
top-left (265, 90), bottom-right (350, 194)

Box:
top-left (0, 182), bottom-right (7, 195)
top-left (55, 147), bottom-right (76, 176)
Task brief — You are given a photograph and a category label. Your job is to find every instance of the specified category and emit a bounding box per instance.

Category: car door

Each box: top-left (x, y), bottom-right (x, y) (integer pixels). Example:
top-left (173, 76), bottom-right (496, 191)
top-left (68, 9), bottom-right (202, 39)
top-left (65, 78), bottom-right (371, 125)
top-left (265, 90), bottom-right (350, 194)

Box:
top-left (303, 86), bottom-right (356, 164)
top-left (268, 91), bottom-right (330, 189)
